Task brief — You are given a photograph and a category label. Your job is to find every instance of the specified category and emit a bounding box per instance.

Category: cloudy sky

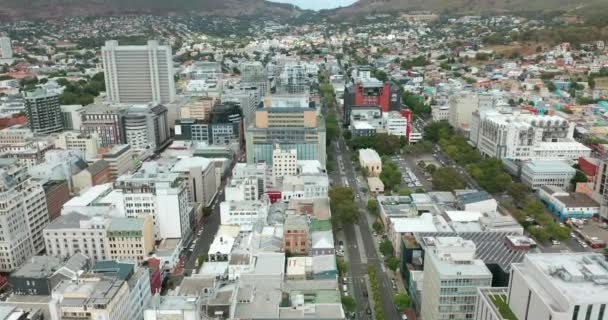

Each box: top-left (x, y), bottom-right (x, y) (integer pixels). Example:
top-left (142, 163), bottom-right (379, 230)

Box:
top-left (268, 0), bottom-right (358, 10)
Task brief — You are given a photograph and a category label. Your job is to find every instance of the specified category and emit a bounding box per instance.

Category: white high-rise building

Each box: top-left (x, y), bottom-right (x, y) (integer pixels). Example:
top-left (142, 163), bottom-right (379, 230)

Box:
top-left (448, 93), bottom-right (479, 133)
top-left (273, 147), bottom-right (298, 180)
top-left (102, 40), bottom-right (176, 104)
top-left (0, 37), bottom-right (12, 59)
top-left (115, 163), bottom-right (193, 240)
top-left (477, 111), bottom-right (590, 161)
top-left (508, 253), bottom-right (608, 320)
top-left (0, 171), bottom-right (34, 272)
top-left (0, 159), bottom-right (50, 272)
top-left (420, 237), bottom-right (492, 320)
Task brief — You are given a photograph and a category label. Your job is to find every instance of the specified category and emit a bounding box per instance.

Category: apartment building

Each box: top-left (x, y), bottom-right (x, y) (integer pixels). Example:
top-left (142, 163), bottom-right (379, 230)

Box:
top-left (102, 40), bottom-right (175, 104)
top-left (272, 147), bottom-right (297, 179)
top-left (107, 216), bottom-right (155, 263)
top-left (420, 237), bottom-right (492, 320)
top-left (60, 104), bottom-right (83, 130)
top-left (179, 97), bottom-right (215, 121)
top-left (448, 93), bottom-right (479, 133)
top-left (115, 163), bottom-right (193, 240)
top-left (24, 89), bottom-right (64, 134)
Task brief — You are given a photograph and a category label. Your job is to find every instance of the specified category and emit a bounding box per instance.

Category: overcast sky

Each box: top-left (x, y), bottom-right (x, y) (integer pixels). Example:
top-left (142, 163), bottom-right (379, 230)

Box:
top-left (268, 0), bottom-right (358, 10)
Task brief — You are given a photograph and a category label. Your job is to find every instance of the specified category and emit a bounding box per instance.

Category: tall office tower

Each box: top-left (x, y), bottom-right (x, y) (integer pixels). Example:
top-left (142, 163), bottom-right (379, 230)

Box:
top-left (246, 107), bottom-right (326, 166)
top-left (421, 237), bottom-right (492, 320)
top-left (0, 36), bottom-right (12, 59)
top-left (507, 253), bottom-right (608, 320)
top-left (240, 62), bottom-right (269, 97)
top-left (102, 40), bottom-right (176, 104)
top-left (23, 89), bottom-right (64, 134)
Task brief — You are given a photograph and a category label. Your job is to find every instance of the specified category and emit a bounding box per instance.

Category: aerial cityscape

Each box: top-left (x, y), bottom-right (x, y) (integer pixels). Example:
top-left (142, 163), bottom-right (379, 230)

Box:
top-left (0, 1), bottom-right (608, 320)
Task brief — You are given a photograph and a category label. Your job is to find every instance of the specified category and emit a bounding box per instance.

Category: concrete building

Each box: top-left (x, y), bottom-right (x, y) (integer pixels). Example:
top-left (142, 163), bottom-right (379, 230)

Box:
top-left (53, 275), bottom-right (130, 320)
top-left (0, 159), bottom-right (50, 270)
top-left (179, 97), bottom-right (215, 121)
top-left (283, 215), bottom-right (310, 255)
top-left (42, 180), bottom-right (71, 222)
top-left (80, 104), bottom-right (126, 147)
top-left (0, 169), bottom-right (35, 272)
top-left (220, 199), bottom-right (269, 227)
top-left (144, 296), bottom-right (200, 320)
top-left (246, 107), bottom-right (326, 166)
top-left (384, 111), bottom-right (408, 137)
top-left (123, 104), bottom-right (169, 152)
top-left (272, 147), bottom-right (297, 179)
top-left (107, 216), bottom-right (155, 263)
top-left (102, 40), bottom-right (175, 104)
top-left (115, 163), bottom-right (193, 240)
top-left (280, 173), bottom-right (330, 201)
top-left (538, 185), bottom-right (600, 220)
top-left (448, 93), bottom-right (479, 133)
top-left (456, 191), bottom-right (498, 214)
top-left (53, 131), bottom-right (100, 160)
top-left (60, 105), bottom-right (83, 130)
top-left (71, 160), bottom-right (112, 194)
top-left (359, 148), bottom-right (382, 177)
top-left (0, 36), bottom-right (12, 60)
top-left (170, 156), bottom-right (219, 208)
top-left (591, 159), bottom-right (608, 219)
top-left (474, 287), bottom-right (511, 320)
top-left (420, 237), bottom-right (492, 320)
top-left (24, 89), bottom-right (64, 134)
top-left (225, 176), bottom-right (260, 202)
top-left (8, 253), bottom-right (89, 296)
top-left (222, 88), bottom-right (259, 126)
top-left (102, 144), bottom-right (134, 180)
top-left (43, 212), bottom-right (111, 261)
top-left (521, 160), bottom-right (576, 190)
top-left (509, 253), bottom-right (608, 320)
top-left (431, 105), bottom-right (450, 121)
top-left (477, 111), bottom-right (590, 161)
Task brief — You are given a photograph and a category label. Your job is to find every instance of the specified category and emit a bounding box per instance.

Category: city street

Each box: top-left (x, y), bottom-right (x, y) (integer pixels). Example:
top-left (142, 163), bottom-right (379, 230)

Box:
top-left (330, 102), bottom-right (400, 320)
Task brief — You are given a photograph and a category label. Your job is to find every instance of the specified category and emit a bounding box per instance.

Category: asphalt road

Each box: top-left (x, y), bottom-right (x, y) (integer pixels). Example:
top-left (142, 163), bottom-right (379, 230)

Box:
top-left (330, 102), bottom-right (399, 320)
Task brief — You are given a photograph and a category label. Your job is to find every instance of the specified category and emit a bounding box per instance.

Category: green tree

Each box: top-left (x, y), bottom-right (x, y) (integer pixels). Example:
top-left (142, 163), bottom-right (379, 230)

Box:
top-left (329, 187), bottom-right (360, 225)
top-left (367, 199), bottom-right (379, 215)
top-left (380, 160), bottom-right (402, 191)
top-left (341, 296), bottom-right (356, 313)
top-left (373, 220), bottom-right (384, 233)
top-left (507, 183), bottom-right (530, 207)
top-left (393, 293), bottom-right (411, 312)
top-left (386, 256), bottom-right (400, 271)
top-left (571, 170), bottom-right (588, 185)
top-left (337, 257), bottom-right (348, 275)
top-left (432, 167), bottom-right (466, 191)
top-left (425, 164), bottom-right (437, 174)
top-left (380, 240), bottom-right (394, 257)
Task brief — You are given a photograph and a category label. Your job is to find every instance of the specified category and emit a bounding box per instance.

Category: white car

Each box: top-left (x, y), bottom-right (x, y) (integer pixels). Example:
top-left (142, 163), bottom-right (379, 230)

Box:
top-left (552, 240), bottom-right (560, 245)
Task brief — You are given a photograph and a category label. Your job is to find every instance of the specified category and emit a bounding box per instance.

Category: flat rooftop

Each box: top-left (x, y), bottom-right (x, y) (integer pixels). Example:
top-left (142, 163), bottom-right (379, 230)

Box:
top-left (415, 232), bottom-right (526, 272)
top-left (512, 253), bottom-right (608, 308)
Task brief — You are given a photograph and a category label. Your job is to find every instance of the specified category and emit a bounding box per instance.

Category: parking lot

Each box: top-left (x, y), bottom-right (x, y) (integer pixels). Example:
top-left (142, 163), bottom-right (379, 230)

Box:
top-left (571, 218), bottom-right (608, 250)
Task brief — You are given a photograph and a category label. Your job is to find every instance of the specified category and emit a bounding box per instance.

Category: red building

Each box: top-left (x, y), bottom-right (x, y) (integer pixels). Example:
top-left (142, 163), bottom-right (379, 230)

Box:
top-left (266, 191), bottom-right (282, 203)
top-left (43, 180), bottom-right (71, 222)
top-left (578, 157), bottom-right (599, 179)
top-left (0, 115), bottom-right (27, 130)
top-left (354, 82), bottom-right (391, 112)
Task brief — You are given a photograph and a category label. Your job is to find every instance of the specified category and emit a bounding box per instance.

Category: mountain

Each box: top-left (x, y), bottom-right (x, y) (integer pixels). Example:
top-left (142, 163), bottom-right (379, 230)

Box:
top-left (334, 0), bottom-right (608, 17)
top-left (0, 0), bottom-right (301, 20)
